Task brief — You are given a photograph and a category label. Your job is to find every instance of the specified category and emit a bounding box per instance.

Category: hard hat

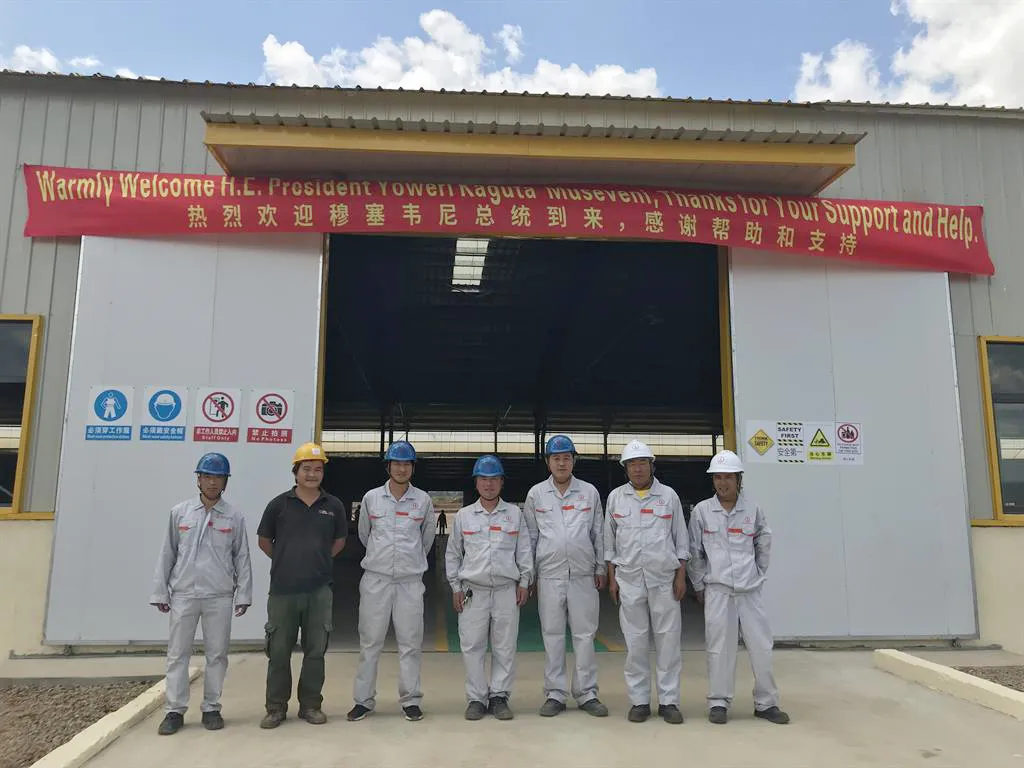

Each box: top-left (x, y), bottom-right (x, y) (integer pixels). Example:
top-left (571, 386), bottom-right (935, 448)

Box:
top-left (384, 440), bottom-right (417, 463)
top-left (544, 434), bottom-right (576, 456)
top-left (292, 442), bottom-right (328, 464)
top-left (472, 454), bottom-right (505, 478)
top-left (619, 439), bottom-right (655, 466)
top-left (195, 452), bottom-right (230, 477)
top-left (708, 449), bottom-right (744, 474)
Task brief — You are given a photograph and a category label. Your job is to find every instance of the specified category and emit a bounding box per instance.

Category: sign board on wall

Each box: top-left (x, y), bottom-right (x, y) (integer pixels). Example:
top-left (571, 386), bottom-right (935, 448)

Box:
top-left (247, 389), bottom-right (294, 444)
top-left (194, 387), bottom-right (241, 442)
top-left (140, 386), bottom-right (187, 441)
top-left (85, 385), bottom-right (134, 441)
top-left (743, 420), bottom-right (864, 466)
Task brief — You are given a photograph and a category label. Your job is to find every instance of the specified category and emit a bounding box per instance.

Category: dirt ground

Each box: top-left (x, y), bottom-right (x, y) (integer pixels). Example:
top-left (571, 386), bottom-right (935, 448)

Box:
top-left (956, 665), bottom-right (1024, 694)
top-left (0, 680), bottom-right (153, 768)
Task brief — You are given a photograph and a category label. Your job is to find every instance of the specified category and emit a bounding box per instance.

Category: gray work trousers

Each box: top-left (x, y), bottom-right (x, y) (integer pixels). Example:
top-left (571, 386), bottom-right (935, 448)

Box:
top-left (353, 572), bottom-right (426, 709)
top-left (164, 595), bottom-right (233, 714)
top-left (458, 583), bottom-right (519, 703)
top-left (704, 586), bottom-right (780, 711)
top-left (616, 574), bottom-right (682, 707)
top-left (538, 575), bottom-right (599, 705)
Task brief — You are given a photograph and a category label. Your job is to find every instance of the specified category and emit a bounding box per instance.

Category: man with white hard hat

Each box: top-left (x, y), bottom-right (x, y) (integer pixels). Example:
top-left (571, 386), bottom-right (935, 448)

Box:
top-left (687, 449), bottom-right (789, 725)
top-left (522, 434), bottom-right (608, 718)
top-left (604, 439), bottom-right (690, 724)
top-left (349, 440), bottom-right (436, 723)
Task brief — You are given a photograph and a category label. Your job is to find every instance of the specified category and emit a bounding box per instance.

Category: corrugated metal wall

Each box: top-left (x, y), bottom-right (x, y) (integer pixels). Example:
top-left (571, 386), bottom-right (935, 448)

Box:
top-left (0, 74), bottom-right (1020, 517)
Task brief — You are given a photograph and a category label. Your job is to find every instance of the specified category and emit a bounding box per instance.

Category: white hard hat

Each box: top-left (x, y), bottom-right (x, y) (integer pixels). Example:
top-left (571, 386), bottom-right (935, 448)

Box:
top-left (708, 449), bottom-right (744, 474)
top-left (620, 439), bottom-right (656, 466)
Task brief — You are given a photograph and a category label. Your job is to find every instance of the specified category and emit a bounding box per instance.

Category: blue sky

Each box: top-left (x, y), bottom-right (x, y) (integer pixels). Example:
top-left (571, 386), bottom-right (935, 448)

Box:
top-left (1, 0), bottom-right (1021, 107)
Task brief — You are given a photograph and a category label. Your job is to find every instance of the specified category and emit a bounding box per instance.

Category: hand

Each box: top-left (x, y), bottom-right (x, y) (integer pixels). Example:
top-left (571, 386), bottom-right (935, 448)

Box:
top-left (153, 603), bottom-right (170, 614)
top-left (673, 572), bottom-right (687, 602)
top-left (694, 590), bottom-right (705, 605)
top-left (453, 591), bottom-right (465, 614)
top-left (234, 605), bottom-right (249, 617)
top-left (594, 573), bottom-right (607, 591)
top-left (516, 586), bottom-right (529, 607)
top-left (608, 579), bottom-right (619, 606)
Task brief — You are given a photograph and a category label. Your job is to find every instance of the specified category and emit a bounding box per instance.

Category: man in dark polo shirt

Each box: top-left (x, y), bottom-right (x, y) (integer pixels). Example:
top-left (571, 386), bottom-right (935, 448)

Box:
top-left (256, 442), bottom-right (347, 728)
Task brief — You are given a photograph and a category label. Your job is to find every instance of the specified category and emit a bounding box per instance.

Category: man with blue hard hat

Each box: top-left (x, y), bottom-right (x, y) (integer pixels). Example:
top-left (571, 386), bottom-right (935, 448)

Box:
top-left (522, 434), bottom-right (608, 718)
top-left (446, 454), bottom-right (533, 721)
top-left (348, 440), bottom-right (437, 723)
top-left (150, 452), bottom-right (253, 735)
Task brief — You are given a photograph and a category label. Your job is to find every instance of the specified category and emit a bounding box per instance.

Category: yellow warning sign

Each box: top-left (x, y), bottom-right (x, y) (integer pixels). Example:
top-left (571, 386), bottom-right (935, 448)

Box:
top-left (809, 429), bottom-right (831, 448)
top-left (748, 429), bottom-right (774, 456)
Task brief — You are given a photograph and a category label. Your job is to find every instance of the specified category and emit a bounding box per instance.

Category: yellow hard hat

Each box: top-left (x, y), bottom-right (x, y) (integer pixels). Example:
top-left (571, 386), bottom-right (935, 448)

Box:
top-left (292, 442), bottom-right (328, 464)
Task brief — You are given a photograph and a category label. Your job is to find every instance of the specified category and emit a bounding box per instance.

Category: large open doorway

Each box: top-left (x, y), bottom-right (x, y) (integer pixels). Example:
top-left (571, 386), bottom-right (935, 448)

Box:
top-left (319, 234), bottom-right (726, 651)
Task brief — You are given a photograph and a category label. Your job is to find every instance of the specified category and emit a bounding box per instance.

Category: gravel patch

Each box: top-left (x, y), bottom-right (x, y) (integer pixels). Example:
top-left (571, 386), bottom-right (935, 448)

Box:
top-left (955, 665), bottom-right (1024, 694)
top-left (0, 680), bottom-right (154, 768)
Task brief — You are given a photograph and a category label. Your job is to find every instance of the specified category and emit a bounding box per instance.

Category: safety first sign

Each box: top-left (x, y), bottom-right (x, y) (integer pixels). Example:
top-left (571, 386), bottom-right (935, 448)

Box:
top-left (743, 420), bottom-right (863, 466)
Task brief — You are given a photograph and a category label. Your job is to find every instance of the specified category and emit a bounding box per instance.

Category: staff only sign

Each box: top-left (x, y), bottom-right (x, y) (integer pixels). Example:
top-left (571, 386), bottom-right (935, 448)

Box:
top-left (21, 164), bottom-right (994, 276)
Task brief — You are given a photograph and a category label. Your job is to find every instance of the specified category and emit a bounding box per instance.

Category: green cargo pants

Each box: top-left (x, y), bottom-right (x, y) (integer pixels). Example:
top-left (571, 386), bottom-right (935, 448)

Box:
top-left (264, 584), bottom-right (333, 713)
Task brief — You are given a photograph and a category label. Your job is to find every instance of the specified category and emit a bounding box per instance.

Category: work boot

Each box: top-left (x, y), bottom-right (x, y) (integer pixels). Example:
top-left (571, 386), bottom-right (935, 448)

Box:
top-left (658, 704), bottom-right (684, 724)
top-left (627, 704), bottom-right (651, 723)
top-left (708, 706), bottom-right (728, 725)
top-left (346, 704), bottom-right (371, 722)
top-left (464, 701), bottom-right (488, 721)
top-left (298, 708), bottom-right (327, 725)
top-left (259, 711), bottom-right (286, 729)
top-left (539, 698), bottom-right (566, 717)
top-left (489, 696), bottom-right (514, 720)
top-left (402, 705), bottom-right (424, 722)
top-left (157, 712), bottom-right (183, 735)
top-left (579, 698), bottom-right (609, 718)
top-left (754, 706), bottom-right (790, 725)
top-left (201, 711), bottom-right (224, 730)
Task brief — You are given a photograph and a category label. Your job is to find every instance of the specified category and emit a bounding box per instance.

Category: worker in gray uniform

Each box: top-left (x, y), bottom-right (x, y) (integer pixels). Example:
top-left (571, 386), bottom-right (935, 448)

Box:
top-left (150, 452), bottom-right (253, 735)
top-left (348, 440), bottom-right (436, 723)
top-left (604, 439), bottom-right (689, 725)
top-left (522, 434), bottom-right (608, 718)
top-left (445, 454), bottom-right (533, 721)
top-left (687, 449), bottom-right (790, 725)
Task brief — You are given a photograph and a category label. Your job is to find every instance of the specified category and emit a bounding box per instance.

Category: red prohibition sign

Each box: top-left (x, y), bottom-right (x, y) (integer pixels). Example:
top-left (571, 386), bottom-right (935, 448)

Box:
top-left (837, 423), bottom-right (859, 443)
top-left (256, 393), bottom-right (288, 425)
top-left (203, 392), bottom-right (234, 423)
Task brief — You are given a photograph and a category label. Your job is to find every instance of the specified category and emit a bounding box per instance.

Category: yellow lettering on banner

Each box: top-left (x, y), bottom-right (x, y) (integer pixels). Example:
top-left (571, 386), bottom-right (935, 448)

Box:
top-left (712, 218), bottom-right (730, 241)
top-left (187, 205), bottom-right (208, 229)
top-left (330, 203), bottom-right (350, 227)
top-left (439, 204), bottom-right (458, 226)
top-left (403, 203), bottom-right (422, 226)
top-left (583, 207), bottom-right (603, 230)
top-left (258, 205), bottom-right (278, 227)
top-left (678, 214), bottom-right (697, 237)
top-left (510, 204), bottom-right (532, 228)
top-left (294, 204), bottom-right (314, 228)
top-left (777, 225), bottom-right (795, 248)
top-left (644, 211), bottom-right (664, 234)
top-left (548, 206), bottom-right (567, 228)
top-left (366, 203), bottom-right (386, 227)
top-left (809, 230), bottom-right (826, 252)
top-left (839, 232), bottom-right (857, 256)
top-left (222, 204), bottom-right (242, 228)
top-left (476, 205), bottom-right (494, 227)
top-left (744, 221), bottom-right (763, 246)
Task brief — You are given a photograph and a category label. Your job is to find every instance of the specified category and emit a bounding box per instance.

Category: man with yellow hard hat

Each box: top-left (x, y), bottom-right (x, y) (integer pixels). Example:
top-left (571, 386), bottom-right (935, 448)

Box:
top-left (256, 442), bottom-right (347, 729)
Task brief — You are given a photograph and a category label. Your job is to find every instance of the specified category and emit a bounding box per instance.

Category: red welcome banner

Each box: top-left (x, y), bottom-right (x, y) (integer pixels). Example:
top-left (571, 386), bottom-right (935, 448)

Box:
top-left (21, 164), bottom-right (993, 276)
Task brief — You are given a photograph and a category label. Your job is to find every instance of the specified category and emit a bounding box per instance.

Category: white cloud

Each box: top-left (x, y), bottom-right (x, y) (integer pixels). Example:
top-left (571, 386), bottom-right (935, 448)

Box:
top-left (69, 56), bottom-right (101, 69)
top-left (261, 9), bottom-right (660, 96)
top-left (794, 0), bottom-right (1024, 108)
top-left (1, 45), bottom-right (62, 72)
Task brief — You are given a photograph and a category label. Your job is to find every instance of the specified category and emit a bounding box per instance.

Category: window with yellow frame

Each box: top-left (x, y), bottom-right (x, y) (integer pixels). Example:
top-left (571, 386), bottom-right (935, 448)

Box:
top-left (0, 316), bottom-right (42, 516)
top-left (979, 336), bottom-right (1024, 521)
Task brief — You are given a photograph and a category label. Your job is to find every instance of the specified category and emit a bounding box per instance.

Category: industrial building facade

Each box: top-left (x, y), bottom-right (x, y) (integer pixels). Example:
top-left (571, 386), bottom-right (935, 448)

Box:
top-left (0, 71), bottom-right (1022, 657)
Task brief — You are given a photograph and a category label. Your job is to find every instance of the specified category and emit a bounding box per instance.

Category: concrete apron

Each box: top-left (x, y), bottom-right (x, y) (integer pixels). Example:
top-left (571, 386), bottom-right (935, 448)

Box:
top-left (84, 651), bottom-right (1024, 768)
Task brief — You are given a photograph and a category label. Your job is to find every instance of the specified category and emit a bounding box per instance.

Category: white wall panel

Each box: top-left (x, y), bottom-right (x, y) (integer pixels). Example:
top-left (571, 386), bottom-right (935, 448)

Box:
top-left (730, 249), bottom-right (976, 639)
top-left (45, 233), bottom-right (322, 644)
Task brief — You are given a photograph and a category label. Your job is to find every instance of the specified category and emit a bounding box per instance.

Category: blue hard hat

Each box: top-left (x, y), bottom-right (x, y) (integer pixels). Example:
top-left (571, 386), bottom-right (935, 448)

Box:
top-left (472, 454), bottom-right (505, 478)
top-left (545, 434), bottom-right (576, 456)
top-left (195, 452), bottom-right (230, 477)
top-left (384, 440), bottom-right (417, 463)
